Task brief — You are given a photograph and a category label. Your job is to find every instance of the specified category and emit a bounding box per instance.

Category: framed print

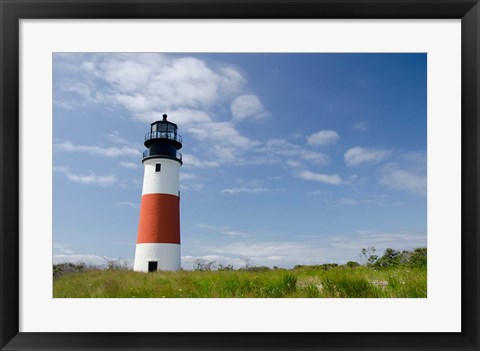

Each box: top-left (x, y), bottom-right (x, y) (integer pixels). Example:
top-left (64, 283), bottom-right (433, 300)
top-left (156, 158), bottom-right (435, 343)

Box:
top-left (1, 0), bottom-right (479, 350)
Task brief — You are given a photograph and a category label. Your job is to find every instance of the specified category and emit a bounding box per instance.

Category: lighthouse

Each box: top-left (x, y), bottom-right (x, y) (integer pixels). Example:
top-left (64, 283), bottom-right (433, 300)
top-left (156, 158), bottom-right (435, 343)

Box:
top-left (134, 114), bottom-right (182, 272)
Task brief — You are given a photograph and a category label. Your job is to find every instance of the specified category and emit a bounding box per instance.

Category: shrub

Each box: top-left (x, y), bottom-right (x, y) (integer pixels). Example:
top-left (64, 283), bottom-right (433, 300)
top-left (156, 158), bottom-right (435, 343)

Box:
top-left (193, 258), bottom-right (215, 271)
top-left (53, 262), bottom-right (87, 280)
top-left (217, 264), bottom-right (234, 271)
top-left (247, 266), bottom-right (271, 272)
top-left (361, 247), bottom-right (378, 266)
top-left (321, 263), bottom-right (338, 271)
top-left (409, 248), bottom-right (427, 268)
top-left (375, 248), bottom-right (402, 268)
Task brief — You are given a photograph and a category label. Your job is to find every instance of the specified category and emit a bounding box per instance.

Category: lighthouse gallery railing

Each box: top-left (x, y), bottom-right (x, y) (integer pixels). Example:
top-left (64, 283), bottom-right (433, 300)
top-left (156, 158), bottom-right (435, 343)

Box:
top-left (142, 149), bottom-right (182, 161)
top-left (145, 131), bottom-right (182, 144)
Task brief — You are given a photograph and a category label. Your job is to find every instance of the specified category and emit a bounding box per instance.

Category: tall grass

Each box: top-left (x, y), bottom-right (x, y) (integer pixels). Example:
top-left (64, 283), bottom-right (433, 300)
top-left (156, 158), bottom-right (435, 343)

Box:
top-left (53, 265), bottom-right (426, 298)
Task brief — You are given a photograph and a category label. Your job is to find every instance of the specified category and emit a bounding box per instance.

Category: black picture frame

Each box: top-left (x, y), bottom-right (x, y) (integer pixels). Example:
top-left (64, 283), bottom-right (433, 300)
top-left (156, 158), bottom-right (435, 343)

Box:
top-left (1, 0), bottom-right (479, 350)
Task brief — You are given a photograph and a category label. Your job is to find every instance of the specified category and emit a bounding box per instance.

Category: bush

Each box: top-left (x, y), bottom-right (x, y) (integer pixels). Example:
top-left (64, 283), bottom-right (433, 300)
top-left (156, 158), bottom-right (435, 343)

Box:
top-left (193, 258), bottom-right (215, 271)
top-left (361, 247), bottom-right (428, 269)
top-left (409, 248), bottom-right (427, 268)
top-left (217, 264), bottom-right (234, 271)
top-left (53, 262), bottom-right (88, 280)
top-left (321, 263), bottom-right (338, 271)
top-left (247, 266), bottom-right (271, 272)
top-left (375, 248), bottom-right (401, 268)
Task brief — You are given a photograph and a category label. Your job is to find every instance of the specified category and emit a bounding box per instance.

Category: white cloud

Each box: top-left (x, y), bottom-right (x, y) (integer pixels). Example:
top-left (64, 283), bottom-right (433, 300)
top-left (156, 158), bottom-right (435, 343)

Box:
top-left (344, 146), bottom-right (391, 166)
top-left (307, 130), bottom-right (339, 145)
top-left (119, 161), bottom-right (139, 169)
top-left (231, 94), bottom-right (269, 121)
top-left (105, 131), bottom-right (129, 144)
top-left (196, 223), bottom-right (250, 238)
top-left (182, 154), bottom-right (220, 168)
top-left (222, 187), bottom-right (269, 194)
top-left (53, 242), bottom-right (132, 267)
top-left (179, 172), bottom-right (202, 191)
top-left (352, 121), bottom-right (368, 132)
top-left (54, 167), bottom-right (117, 186)
top-left (188, 229), bottom-right (426, 268)
top-left (117, 201), bottom-right (139, 209)
top-left (54, 54), bottom-right (269, 169)
top-left (180, 183), bottom-right (204, 191)
top-left (53, 254), bottom-right (132, 267)
top-left (295, 170), bottom-right (342, 185)
top-left (328, 231), bottom-right (426, 253)
top-left (53, 242), bottom-right (74, 255)
top-left (379, 163), bottom-right (427, 196)
top-left (60, 82), bottom-right (92, 99)
top-left (258, 139), bottom-right (328, 166)
top-left (286, 160), bottom-right (302, 168)
top-left (55, 140), bottom-right (141, 158)
top-left (180, 172), bottom-right (197, 180)
top-left (71, 54), bottom-right (246, 113)
top-left (338, 198), bottom-right (359, 205)
top-left (186, 121), bottom-right (253, 149)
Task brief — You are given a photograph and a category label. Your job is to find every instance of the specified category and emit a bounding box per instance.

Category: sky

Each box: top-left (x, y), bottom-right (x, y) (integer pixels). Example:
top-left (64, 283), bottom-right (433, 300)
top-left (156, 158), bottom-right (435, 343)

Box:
top-left (52, 53), bottom-right (427, 269)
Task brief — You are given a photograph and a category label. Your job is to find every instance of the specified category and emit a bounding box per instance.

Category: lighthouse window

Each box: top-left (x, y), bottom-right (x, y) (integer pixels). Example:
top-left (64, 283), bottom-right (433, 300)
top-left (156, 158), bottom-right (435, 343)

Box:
top-left (155, 164), bottom-right (161, 172)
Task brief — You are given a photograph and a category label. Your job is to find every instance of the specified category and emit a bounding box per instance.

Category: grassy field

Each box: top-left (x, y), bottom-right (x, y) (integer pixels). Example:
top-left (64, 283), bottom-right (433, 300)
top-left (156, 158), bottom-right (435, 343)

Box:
top-left (53, 265), bottom-right (427, 298)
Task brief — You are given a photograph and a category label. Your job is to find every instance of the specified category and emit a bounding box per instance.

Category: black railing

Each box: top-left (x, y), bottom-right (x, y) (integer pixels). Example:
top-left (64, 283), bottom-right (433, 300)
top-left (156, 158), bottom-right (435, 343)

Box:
top-left (145, 131), bottom-right (182, 144)
top-left (143, 149), bottom-right (182, 161)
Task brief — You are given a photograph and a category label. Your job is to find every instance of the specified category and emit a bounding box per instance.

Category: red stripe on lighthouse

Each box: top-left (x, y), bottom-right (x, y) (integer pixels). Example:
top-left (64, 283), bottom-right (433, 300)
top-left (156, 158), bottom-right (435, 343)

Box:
top-left (137, 193), bottom-right (180, 244)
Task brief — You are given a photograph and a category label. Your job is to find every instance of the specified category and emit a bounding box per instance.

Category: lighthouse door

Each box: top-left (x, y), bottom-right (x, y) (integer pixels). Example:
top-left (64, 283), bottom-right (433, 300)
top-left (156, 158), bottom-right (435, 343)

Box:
top-left (148, 261), bottom-right (158, 272)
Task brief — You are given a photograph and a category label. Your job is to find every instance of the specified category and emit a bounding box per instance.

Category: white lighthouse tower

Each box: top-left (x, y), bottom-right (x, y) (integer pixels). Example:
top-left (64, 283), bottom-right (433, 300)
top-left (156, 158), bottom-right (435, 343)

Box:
top-left (134, 114), bottom-right (182, 272)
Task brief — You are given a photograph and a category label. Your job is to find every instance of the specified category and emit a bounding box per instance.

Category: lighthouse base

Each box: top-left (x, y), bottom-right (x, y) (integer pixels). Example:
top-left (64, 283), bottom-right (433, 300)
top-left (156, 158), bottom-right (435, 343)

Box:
top-left (133, 243), bottom-right (181, 272)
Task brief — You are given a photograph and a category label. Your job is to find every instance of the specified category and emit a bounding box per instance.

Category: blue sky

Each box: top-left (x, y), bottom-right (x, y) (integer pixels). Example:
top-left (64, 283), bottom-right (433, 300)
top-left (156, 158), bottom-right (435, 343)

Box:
top-left (53, 53), bottom-right (427, 269)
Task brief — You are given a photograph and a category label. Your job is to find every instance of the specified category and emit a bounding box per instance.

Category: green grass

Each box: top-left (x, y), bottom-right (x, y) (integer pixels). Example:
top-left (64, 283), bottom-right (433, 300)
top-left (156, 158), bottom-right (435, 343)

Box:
top-left (53, 265), bottom-right (427, 298)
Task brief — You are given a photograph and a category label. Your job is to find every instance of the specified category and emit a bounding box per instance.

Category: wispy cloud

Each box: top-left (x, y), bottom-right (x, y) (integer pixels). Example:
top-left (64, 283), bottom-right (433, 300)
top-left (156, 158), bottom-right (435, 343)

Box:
top-left (53, 242), bottom-right (132, 267)
top-left (182, 154), bottom-right (220, 168)
top-left (180, 183), bottom-right (204, 191)
top-left (338, 198), bottom-right (359, 205)
top-left (344, 146), bottom-right (391, 166)
top-left (196, 223), bottom-right (250, 238)
top-left (231, 94), bottom-right (269, 121)
top-left (328, 231), bottom-right (426, 253)
top-left (117, 201), bottom-right (139, 209)
top-left (178, 171), bottom-right (203, 191)
top-left (54, 166), bottom-right (117, 186)
top-left (222, 187), bottom-right (269, 194)
top-left (55, 140), bottom-right (140, 158)
top-left (54, 53), bottom-right (264, 168)
top-left (105, 131), bottom-right (129, 144)
top-left (53, 242), bottom-right (74, 255)
top-left (119, 161), bottom-right (140, 169)
top-left (306, 130), bottom-right (339, 145)
top-left (379, 163), bottom-right (426, 196)
top-left (192, 229), bottom-right (426, 268)
top-left (352, 121), bottom-right (368, 132)
top-left (53, 253), bottom-right (132, 267)
top-left (180, 172), bottom-right (197, 180)
top-left (258, 139), bottom-right (328, 165)
top-left (295, 170), bottom-right (342, 185)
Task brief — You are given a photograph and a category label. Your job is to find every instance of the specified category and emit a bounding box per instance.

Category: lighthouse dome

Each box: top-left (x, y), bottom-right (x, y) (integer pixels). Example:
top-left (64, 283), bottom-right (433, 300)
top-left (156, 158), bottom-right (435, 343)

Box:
top-left (143, 114), bottom-right (183, 164)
